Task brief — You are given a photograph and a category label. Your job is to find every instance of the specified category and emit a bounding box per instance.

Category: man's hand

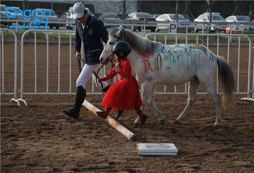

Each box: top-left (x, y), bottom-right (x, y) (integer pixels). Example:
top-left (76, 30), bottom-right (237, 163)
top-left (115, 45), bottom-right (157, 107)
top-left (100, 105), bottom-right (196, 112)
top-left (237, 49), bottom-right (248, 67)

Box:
top-left (75, 51), bottom-right (81, 60)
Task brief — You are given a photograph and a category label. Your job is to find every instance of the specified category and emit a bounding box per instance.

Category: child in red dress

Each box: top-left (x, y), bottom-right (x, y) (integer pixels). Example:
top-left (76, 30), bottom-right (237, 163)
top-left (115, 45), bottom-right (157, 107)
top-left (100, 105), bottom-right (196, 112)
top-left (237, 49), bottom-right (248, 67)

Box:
top-left (97, 41), bottom-right (148, 126)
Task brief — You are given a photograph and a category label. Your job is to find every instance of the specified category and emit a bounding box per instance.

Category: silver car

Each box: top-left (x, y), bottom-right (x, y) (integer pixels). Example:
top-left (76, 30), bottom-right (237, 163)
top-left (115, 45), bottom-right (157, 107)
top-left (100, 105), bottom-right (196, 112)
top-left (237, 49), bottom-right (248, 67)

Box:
top-left (0, 4), bottom-right (11, 25)
top-left (32, 8), bottom-right (60, 29)
top-left (226, 15), bottom-right (250, 32)
top-left (126, 12), bottom-right (156, 32)
top-left (156, 13), bottom-right (192, 31)
top-left (194, 12), bottom-right (226, 32)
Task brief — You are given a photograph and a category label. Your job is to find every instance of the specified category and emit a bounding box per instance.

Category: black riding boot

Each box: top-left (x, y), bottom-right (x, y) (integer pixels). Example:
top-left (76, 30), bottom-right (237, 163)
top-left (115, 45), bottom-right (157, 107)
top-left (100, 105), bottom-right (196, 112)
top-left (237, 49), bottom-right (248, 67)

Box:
top-left (114, 110), bottom-right (124, 120)
top-left (103, 84), bottom-right (124, 120)
top-left (62, 86), bottom-right (86, 119)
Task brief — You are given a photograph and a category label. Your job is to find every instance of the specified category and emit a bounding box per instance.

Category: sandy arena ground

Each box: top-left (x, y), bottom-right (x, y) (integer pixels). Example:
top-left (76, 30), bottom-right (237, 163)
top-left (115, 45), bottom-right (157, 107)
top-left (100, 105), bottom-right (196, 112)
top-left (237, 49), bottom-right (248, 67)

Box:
top-left (1, 40), bottom-right (254, 172)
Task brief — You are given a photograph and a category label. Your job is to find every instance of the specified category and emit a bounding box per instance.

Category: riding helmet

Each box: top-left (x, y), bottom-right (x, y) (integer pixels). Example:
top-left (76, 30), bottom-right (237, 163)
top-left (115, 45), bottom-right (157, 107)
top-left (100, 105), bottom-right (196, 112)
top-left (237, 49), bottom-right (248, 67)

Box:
top-left (112, 41), bottom-right (131, 57)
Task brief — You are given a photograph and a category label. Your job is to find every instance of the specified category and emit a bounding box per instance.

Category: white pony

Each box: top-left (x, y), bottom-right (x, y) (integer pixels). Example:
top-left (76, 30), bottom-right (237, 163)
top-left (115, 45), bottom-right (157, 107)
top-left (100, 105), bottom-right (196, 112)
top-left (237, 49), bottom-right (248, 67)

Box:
top-left (99, 27), bottom-right (235, 127)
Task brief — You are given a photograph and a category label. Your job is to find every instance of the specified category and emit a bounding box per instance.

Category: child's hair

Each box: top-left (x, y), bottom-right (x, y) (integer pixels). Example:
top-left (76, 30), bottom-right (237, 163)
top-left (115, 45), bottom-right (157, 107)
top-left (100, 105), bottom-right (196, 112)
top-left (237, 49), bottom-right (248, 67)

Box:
top-left (114, 52), bottom-right (127, 61)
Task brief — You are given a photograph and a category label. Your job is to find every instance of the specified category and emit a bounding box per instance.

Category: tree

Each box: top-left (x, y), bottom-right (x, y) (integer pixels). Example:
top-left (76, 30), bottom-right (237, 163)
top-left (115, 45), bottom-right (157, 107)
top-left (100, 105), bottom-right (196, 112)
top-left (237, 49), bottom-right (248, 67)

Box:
top-left (248, 1), bottom-right (254, 21)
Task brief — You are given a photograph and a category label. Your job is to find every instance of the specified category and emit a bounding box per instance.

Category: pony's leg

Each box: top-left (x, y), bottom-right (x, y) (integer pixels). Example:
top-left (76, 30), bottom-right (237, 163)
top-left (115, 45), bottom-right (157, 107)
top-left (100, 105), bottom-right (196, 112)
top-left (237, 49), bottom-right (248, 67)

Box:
top-left (133, 82), bottom-right (153, 126)
top-left (200, 81), bottom-right (221, 127)
top-left (175, 78), bottom-right (200, 124)
top-left (149, 85), bottom-right (165, 124)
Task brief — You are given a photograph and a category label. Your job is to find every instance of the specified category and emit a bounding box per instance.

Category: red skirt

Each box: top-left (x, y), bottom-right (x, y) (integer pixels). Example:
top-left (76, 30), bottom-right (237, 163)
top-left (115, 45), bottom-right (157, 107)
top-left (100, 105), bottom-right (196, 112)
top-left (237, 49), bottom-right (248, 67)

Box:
top-left (101, 76), bottom-right (143, 111)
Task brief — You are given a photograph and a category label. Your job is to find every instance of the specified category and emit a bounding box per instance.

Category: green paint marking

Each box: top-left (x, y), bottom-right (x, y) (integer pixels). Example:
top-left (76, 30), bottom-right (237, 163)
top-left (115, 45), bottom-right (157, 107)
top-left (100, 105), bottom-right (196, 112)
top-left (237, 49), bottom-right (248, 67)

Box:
top-left (156, 44), bottom-right (204, 72)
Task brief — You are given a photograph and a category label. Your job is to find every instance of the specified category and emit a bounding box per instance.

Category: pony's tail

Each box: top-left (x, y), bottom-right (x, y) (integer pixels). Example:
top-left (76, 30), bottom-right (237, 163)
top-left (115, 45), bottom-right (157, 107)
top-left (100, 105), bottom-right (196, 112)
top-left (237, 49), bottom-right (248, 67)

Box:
top-left (217, 56), bottom-right (235, 109)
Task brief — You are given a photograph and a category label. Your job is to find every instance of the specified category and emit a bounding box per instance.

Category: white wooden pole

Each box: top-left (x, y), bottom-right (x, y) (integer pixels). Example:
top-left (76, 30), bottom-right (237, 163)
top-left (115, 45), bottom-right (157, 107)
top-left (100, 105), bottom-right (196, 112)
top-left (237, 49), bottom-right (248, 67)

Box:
top-left (82, 100), bottom-right (137, 141)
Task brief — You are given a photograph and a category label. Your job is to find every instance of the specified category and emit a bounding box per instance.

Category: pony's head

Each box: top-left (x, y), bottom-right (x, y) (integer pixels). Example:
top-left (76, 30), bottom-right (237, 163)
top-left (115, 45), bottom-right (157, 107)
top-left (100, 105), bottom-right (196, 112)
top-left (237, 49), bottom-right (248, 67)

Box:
top-left (99, 26), bottom-right (161, 64)
top-left (99, 27), bottom-right (123, 64)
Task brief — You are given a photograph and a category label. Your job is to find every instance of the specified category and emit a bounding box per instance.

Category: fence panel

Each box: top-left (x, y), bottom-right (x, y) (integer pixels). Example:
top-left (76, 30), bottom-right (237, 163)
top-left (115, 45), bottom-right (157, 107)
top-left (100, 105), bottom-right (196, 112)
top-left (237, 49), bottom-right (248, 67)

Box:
top-left (20, 29), bottom-right (111, 106)
top-left (0, 28), bottom-right (20, 106)
top-left (17, 29), bottom-right (253, 105)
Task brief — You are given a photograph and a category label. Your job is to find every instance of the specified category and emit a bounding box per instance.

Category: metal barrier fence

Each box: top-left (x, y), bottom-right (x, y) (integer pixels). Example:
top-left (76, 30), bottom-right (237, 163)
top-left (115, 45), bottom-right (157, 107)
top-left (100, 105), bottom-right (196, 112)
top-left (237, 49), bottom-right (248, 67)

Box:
top-left (0, 28), bottom-right (20, 105)
top-left (19, 29), bottom-right (113, 106)
top-left (20, 30), bottom-right (74, 106)
top-left (1, 28), bottom-right (253, 106)
top-left (145, 33), bottom-right (253, 101)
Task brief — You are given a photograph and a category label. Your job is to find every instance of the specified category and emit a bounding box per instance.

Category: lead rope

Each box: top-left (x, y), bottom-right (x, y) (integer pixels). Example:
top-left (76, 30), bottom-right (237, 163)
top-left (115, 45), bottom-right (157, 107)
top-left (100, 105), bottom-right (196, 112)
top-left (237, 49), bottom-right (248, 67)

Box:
top-left (95, 58), bottom-right (114, 94)
top-left (110, 60), bottom-right (114, 85)
top-left (94, 63), bottom-right (105, 95)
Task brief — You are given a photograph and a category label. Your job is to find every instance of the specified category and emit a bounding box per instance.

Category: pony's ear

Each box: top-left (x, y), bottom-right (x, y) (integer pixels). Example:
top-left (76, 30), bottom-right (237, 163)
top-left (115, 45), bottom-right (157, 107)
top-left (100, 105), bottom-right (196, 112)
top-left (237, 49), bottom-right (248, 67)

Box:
top-left (119, 26), bottom-right (125, 35)
top-left (115, 27), bottom-right (122, 38)
top-left (119, 25), bottom-right (124, 30)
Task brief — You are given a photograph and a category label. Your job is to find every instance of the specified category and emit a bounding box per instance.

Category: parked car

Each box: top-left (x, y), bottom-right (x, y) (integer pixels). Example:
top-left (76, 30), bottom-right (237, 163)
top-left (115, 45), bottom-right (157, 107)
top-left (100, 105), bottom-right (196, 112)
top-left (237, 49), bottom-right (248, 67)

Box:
top-left (1, 5), bottom-right (25, 26)
top-left (126, 12), bottom-right (156, 32)
top-left (98, 12), bottom-right (121, 28)
top-left (156, 14), bottom-right (192, 31)
top-left (152, 14), bottom-right (160, 19)
top-left (0, 4), bottom-right (11, 26)
top-left (98, 13), bottom-right (121, 20)
top-left (226, 15), bottom-right (250, 32)
top-left (0, 4), bottom-right (6, 14)
top-left (32, 8), bottom-right (60, 29)
top-left (184, 15), bottom-right (192, 21)
top-left (65, 7), bottom-right (74, 29)
top-left (194, 12), bottom-right (226, 32)
top-left (8, 6), bottom-right (24, 25)
top-left (60, 12), bottom-right (68, 18)
top-left (59, 12), bottom-right (68, 26)
top-left (66, 7), bottom-right (93, 29)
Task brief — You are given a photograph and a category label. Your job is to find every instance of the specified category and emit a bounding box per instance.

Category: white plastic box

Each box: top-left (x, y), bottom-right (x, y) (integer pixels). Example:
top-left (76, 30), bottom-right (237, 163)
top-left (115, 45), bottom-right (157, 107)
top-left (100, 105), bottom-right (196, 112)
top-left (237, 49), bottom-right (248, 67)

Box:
top-left (137, 143), bottom-right (178, 156)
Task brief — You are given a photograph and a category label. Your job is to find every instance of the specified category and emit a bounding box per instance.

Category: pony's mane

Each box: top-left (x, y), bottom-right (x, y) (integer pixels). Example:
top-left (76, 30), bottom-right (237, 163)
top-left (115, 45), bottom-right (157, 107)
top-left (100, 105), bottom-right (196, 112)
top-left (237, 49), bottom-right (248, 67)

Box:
top-left (110, 28), bottom-right (161, 54)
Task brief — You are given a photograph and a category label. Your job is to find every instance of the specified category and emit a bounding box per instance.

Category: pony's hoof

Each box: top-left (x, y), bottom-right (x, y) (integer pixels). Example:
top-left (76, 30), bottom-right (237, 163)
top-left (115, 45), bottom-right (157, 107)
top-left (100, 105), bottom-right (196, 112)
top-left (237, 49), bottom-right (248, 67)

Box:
top-left (133, 118), bottom-right (140, 127)
top-left (114, 116), bottom-right (119, 120)
top-left (174, 119), bottom-right (181, 124)
top-left (133, 122), bottom-right (140, 128)
top-left (214, 122), bottom-right (221, 127)
top-left (159, 119), bottom-right (165, 125)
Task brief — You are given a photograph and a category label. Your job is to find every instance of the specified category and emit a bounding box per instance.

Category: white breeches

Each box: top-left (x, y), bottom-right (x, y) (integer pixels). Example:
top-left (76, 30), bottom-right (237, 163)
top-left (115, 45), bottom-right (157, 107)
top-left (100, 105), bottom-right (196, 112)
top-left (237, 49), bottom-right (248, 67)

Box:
top-left (76, 63), bottom-right (108, 90)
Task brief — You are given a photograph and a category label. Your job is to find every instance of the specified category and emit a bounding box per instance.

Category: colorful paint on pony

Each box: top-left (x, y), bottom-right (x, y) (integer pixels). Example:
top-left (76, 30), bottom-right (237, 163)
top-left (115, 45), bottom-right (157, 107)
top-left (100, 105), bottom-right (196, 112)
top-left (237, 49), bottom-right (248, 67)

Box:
top-left (156, 46), bottom-right (176, 64)
top-left (175, 44), bottom-right (181, 48)
top-left (190, 44), bottom-right (207, 55)
top-left (156, 45), bottom-right (203, 73)
top-left (209, 53), bottom-right (217, 61)
top-left (141, 54), bottom-right (153, 73)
